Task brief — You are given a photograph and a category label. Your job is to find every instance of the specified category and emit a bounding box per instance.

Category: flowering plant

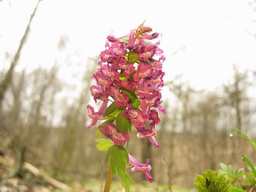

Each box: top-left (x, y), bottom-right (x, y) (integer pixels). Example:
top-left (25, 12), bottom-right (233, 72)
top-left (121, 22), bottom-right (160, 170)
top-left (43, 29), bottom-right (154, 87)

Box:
top-left (86, 24), bottom-right (165, 191)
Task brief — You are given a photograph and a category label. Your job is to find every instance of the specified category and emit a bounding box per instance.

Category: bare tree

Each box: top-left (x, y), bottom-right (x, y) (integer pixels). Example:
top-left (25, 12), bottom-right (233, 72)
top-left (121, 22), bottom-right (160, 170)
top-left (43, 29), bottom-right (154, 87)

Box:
top-left (9, 71), bottom-right (26, 125)
top-left (0, 0), bottom-right (41, 110)
top-left (223, 66), bottom-right (250, 131)
top-left (169, 79), bottom-right (196, 132)
top-left (31, 67), bottom-right (59, 127)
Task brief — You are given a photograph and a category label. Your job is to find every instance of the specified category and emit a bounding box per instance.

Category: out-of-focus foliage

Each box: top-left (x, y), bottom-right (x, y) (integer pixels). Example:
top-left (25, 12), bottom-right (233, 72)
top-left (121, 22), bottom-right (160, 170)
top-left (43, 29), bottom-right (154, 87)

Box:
top-left (196, 131), bottom-right (256, 191)
top-left (218, 163), bottom-right (244, 184)
top-left (194, 170), bottom-right (232, 192)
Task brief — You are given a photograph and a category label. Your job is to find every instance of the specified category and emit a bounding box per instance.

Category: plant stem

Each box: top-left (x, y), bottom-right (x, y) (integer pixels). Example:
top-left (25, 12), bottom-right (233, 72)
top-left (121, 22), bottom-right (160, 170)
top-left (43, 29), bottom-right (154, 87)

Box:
top-left (104, 166), bottom-right (112, 192)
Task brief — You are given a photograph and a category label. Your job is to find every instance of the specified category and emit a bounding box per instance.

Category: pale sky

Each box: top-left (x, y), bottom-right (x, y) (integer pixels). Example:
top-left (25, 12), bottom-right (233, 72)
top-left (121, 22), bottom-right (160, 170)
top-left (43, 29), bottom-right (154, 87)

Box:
top-left (0, 0), bottom-right (256, 92)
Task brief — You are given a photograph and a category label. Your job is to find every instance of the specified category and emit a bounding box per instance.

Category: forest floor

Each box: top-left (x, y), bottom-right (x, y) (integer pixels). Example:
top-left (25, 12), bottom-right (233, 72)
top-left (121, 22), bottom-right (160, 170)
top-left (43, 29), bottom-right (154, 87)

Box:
top-left (0, 178), bottom-right (191, 192)
top-left (79, 179), bottom-right (191, 192)
top-left (0, 154), bottom-right (191, 192)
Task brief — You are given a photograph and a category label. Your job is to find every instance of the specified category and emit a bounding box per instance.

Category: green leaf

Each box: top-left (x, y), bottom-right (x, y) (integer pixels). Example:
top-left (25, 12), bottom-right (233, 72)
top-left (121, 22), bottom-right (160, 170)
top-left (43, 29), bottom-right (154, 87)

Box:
top-left (104, 102), bottom-right (118, 116)
top-left (121, 89), bottom-right (140, 109)
top-left (96, 120), bottom-right (114, 136)
top-left (96, 129), bottom-right (104, 139)
top-left (107, 145), bottom-right (128, 174)
top-left (242, 155), bottom-right (256, 177)
top-left (119, 72), bottom-right (127, 81)
top-left (245, 136), bottom-right (256, 152)
top-left (107, 145), bottom-right (133, 191)
top-left (218, 163), bottom-right (244, 183)
top-left (96, 138), bottom-right (113, 152)
top-left (118, 170), bottom-right (133, 192)
top-left (234, 129), bottom-right (256, 151)
top-left (244, 172), bottom-right (256, 185)
top-left (229, 186), bottom-right (246, 192)
top-left (194, 170), bottom-right (232, 192)
top-left (116, 112), bottom-right (131, 133)
top-left (131, 98), bottom-right (140, 109)
top-left (103, 103), bottom-right (123, 121)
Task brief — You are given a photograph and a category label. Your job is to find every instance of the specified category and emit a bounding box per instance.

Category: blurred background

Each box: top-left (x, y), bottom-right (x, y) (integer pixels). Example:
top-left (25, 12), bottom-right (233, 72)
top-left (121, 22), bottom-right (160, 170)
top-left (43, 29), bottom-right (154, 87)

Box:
top-left (0, 0), bottom-right (256, 191)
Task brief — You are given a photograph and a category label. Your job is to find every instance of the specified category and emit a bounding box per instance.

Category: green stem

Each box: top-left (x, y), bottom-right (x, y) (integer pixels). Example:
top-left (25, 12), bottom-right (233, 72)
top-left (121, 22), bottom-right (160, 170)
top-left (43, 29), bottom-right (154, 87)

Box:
top-left (104, 166), bottom-right (112, 192)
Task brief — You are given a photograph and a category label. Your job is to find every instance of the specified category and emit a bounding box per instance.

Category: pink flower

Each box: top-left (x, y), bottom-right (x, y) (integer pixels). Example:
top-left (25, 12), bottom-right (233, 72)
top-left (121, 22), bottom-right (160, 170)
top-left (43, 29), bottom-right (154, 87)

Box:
top-left (142, 32), bottom-right (159, 40)
top-left (110, 86), bottom-right (129, 108)
top-left (148, 136), bottom-right (160, 148)
top-left (100, 123), bottom-right (129, 145)
top-left (149, 110), bottom-right (160, 125)
top-left (127, 109), bottom-right (146, 128)
top-left (86, 105), bottom-right (100, 128)
top-left (86, 99), bottom-right (108, 128)
top-left (90, 85), bottom-right (103, 101)
top-left (133, 63), bottom-right (152, 80)
top-left (93, 71), bottom-right (112, 89)
top-left (128, 154), bottom-right (153, 182)
top-left (107, 35), bottom-right (119, 42)
top-left (86, 24), bottom-right (165, 183)
top-left (137, 128), bottom-right (156, 138)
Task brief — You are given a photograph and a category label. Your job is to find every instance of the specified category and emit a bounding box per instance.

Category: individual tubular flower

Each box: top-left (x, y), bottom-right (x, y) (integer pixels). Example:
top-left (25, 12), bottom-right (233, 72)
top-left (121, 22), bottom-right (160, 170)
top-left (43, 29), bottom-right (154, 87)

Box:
top-left (128, 154), bottom-right (153, 182)
top-left (100, 123), bottom-right (130, 146)
top-left (110, 86), bottom-right (129, 108)
top-left (86, 24), bottom-right (165, 183)
top-left (86, 99), bottom-right (108, 128)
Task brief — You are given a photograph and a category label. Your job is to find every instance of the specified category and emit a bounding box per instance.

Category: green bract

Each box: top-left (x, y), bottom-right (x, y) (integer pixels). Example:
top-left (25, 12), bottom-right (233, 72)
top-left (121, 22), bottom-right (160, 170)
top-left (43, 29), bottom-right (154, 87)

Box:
top-left (121, 89), bottom-right (140, 109)
top-left (107, 145), bottom-right (132, 191)
top-left (104, 102), bottom-right (118, 116)
top-left (103, 102), bottom-right (123, 121)
top-left (96, 138), bottom-right (113, 152)
top-left (126, 51), bottom-right (139, 64)
top-left (119, 72), bottom-right (127, 81)
top-left (116, 112), bottom-right (132, 133)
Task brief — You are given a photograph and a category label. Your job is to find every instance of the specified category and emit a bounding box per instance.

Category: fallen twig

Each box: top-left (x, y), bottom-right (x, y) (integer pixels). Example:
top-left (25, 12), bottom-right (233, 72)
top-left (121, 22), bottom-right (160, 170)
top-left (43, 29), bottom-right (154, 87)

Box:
top-left (0, 156), bottom-right (71, 191)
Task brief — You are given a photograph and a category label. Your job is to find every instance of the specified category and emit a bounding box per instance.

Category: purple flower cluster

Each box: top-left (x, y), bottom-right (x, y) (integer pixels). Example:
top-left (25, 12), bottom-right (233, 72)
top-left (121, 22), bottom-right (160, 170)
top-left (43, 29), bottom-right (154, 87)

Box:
top-left (87, 24), bottom-right (165, 182)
